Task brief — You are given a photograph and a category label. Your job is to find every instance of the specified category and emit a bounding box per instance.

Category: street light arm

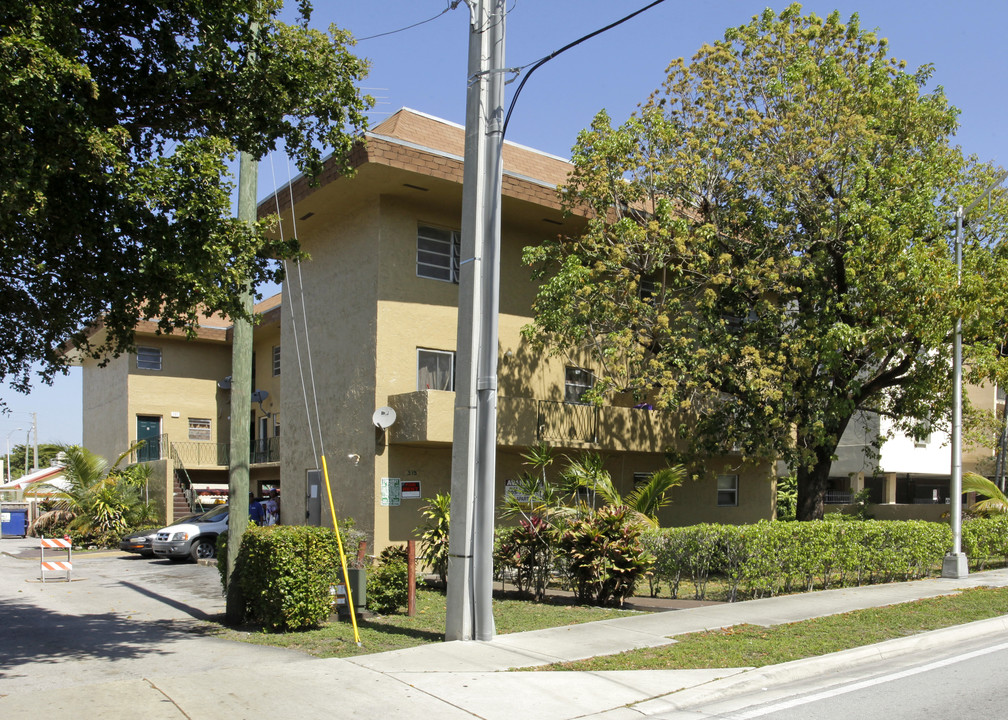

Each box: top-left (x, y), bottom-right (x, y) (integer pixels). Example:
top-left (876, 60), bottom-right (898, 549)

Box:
top-left (501, 0), bottom-right (669, 139)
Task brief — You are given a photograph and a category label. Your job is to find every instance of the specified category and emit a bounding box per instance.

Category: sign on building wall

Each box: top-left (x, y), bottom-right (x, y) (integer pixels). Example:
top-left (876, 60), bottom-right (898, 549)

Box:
top-left (401, 480), bottom-right (421, 499)
top-left (504, 477), bottom-right (530, 503)
top-left (381, 477), bottom-right (401, 506)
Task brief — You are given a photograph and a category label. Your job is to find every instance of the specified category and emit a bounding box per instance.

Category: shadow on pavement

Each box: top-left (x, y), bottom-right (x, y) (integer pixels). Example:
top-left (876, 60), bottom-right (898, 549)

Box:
top-left (118, 580), bottom-right (217, 622)
top-left (0, 599), bottom-right (220, 681)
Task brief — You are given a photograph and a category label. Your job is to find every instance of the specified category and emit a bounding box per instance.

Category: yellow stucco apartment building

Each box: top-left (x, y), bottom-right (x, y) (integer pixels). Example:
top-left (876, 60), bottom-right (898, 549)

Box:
top-left (79, 109), bottom-right (774, 547)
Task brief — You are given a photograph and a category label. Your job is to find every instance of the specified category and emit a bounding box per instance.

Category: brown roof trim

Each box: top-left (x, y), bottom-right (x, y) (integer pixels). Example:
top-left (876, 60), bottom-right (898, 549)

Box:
top-left (259, 108), bottom-right (576, 219)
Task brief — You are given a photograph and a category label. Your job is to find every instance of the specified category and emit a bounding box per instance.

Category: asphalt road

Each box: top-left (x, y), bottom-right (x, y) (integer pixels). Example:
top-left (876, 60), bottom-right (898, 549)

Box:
top-left (0, 538), bottom-right (310, 695)
top-left (670, 635), bottom-right (1008, 719)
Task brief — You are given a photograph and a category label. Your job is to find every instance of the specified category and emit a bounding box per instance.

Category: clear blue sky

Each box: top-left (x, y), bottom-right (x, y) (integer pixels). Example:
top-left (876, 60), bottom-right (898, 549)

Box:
top-left (7, 0), bottom-right (1007, 446)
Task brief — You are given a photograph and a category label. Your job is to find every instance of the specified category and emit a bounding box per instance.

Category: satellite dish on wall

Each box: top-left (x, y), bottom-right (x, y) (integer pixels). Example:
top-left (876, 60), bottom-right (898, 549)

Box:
top-left (217, 376), bottom-right (232, 390)
top-left (251, 389), bottom-right (269, 405)
top-left (373, 406), bottom-right (397, 429)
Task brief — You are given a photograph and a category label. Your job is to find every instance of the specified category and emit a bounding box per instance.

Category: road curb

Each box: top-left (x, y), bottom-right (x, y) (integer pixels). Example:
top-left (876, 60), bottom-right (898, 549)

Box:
top-left (632, 614), bottom-right (1008, 716)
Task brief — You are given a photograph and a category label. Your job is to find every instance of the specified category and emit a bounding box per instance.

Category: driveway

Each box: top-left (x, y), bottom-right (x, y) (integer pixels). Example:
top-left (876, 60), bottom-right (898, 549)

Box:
top-left (0, 537), bottom-right (310, 695)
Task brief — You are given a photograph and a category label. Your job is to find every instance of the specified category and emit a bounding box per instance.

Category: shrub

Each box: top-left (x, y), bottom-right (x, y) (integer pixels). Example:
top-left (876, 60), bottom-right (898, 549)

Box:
top-left (226, 525), bottom-right (344, 631)
top-left (367, 546), bottom-right (409, 614)
top-left (643, 526), bottom-right (692, 599)
top-left (495, 515), bottom-right (555, 601)
top-left (963, 516), bottom-right (1008, 570)
top-left (648, 519), bottom-right (951, 602)
top-left (557, 505), bottom-right (653, 607)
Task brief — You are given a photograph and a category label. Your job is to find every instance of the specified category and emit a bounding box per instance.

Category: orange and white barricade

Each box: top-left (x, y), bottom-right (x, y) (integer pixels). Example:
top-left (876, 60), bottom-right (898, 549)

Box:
top-left (40, 536), bottom-right (72, 582)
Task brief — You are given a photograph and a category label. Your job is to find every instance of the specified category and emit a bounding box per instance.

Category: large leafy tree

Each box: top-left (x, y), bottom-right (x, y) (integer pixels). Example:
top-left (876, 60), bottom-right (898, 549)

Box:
top-left (523, 5), bottom-right (1008, 520)
top-left (1, 1), bottom-right (370, 395)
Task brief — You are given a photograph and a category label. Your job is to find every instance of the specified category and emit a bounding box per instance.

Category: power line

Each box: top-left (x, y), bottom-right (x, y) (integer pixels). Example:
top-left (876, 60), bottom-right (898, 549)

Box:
top-left (502, 0), bottom-right (669, 138)
top-left (356, 1), bottom-right (463, 42)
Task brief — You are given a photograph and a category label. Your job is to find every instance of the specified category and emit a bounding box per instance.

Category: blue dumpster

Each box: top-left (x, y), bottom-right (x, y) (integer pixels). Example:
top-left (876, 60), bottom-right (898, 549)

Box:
top-left (1, 507), bottom-right (28, 537)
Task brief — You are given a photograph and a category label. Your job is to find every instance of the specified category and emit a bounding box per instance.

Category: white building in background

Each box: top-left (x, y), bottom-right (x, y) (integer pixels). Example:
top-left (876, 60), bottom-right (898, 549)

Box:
top-left (828, 384), bottom-right (1005, 519)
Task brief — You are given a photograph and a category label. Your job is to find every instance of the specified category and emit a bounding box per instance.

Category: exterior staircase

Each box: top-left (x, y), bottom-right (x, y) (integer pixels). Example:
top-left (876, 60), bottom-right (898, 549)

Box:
top-left (172, 475), bottom-right (193, 520)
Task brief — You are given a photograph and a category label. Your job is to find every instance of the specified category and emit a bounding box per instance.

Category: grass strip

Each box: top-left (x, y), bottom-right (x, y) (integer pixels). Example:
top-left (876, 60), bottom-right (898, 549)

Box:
top-left (219, 588), bottom-right (636, 658)
top-left (542, 586), bottom-right (1008, 672)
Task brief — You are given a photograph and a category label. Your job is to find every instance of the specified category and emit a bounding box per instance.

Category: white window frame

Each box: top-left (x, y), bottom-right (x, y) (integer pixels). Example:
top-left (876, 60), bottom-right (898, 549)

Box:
top-left (272, 345), bottom-right (281, 376)
top-left (187, 418), bottom-right (212, 441)
top-left (417, 348), bottom-right (455, 391)
top-left (717, 474), bottom-right (738, 507)
top-left (564, 367), bottom-right (594, 404)
top-left (417, 225), bottom-right (461, 283)
top-left (136, 346), bottom-right (162, 370)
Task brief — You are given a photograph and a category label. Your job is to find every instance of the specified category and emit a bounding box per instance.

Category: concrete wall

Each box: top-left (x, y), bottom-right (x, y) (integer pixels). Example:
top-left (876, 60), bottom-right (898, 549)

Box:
top-left (280, 192), bottom-right (380, 538)
top-left (82, 353), bottom-right (129, 461)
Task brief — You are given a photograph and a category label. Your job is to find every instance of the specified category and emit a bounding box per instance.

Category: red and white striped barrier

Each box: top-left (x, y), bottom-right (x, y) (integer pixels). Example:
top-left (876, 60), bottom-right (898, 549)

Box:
top-left (40, 536), bottom-right (72, 582)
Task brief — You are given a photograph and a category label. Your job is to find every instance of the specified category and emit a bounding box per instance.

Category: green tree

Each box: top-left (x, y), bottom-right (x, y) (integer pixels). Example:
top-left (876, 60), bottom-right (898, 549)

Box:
top-left (6, 443), bottom-right (63, 479)
top-left (523, 5), bottom-right (1008, 520)
top-left (0, 1), bottom-right (370, 396)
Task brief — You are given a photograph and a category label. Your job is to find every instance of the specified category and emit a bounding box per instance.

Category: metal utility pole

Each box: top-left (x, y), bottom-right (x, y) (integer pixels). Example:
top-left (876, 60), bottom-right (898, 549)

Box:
top-left (225, 149), bottom-right (256, 623)
top-left (446, 0), bottom-right (506, 642)
top-left (943, 169), bottom-right (1008, 579)
top-left (31, 413), bottom-right (38, 471)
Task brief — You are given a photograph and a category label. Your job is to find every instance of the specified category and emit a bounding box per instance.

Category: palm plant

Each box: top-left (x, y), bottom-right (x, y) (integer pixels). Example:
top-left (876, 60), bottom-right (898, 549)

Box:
top-left (963, 471), bottom-right (1008, 515)
top-left (28, 444), bottom-right (155, 544)
top-left (560, 452), bottom-right (685, 526)
top-left (417, 492), bottom-right (451, 585)
top-left (520, 441), bottom-right (554, 485)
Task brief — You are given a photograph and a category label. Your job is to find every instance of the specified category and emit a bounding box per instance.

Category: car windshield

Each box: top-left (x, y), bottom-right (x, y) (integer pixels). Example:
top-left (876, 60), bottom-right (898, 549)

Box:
top-left (194, 506), bottom-right (229, 523)
top-left (170, 513), bottom-right (200, 526)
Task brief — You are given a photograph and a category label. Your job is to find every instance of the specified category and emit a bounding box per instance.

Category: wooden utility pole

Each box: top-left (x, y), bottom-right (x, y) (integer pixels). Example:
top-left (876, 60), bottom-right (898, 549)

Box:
top-left (225, 150), bottom-right (257, 624)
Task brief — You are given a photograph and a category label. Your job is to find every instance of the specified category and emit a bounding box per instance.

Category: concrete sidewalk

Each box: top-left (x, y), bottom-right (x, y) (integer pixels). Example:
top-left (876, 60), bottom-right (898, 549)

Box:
top-left (2, 534), bottom-right (1007, 719)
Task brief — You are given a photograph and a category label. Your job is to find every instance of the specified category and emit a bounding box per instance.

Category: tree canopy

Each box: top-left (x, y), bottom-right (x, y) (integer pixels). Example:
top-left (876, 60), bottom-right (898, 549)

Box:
top-left (1, 1), bottom-right (370, 395)
top-left (523, 5), bottom-right (1008, 519)
top-left (5, 442), bottom-right (63, 479)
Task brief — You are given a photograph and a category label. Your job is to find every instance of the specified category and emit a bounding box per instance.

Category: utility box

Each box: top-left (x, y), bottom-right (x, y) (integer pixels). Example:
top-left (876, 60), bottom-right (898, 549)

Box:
top-left (1, 503), bottom-right (29, 537)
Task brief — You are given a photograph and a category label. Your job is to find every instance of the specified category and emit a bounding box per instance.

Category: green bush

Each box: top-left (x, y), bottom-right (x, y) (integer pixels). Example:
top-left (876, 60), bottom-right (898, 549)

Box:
top-left (558, 505), bottom-right (653, 607)
top-left (225, 525), bottom-right (344, 631)
top-left (367, 546), bottom-right (409, 614)
top-left (647, 519), bottom-right (952, 602)
top-left (963, 516), bottom-right (1008, 570)
top-left (495, 515), bottom-right (555, 601)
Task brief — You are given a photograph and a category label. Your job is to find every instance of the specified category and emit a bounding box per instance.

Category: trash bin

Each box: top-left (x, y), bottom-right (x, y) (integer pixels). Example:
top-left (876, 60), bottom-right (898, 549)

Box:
top-left (1, 507), bottom-right (29, 537)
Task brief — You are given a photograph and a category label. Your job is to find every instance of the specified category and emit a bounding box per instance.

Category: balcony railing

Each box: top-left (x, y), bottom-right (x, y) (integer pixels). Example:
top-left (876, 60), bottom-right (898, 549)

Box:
top-left (142, 437), bottom-right (282, 468)
top-left (251, 436), bottom-right (280, 464)
top-left (172, 441), bottom-right (229, 467)
top-left (389, 391), bottom-right (683, 452)
top-left (134, 433), bottom-right (168, 463)
top-left (537, 400), bottom-right (598, 444)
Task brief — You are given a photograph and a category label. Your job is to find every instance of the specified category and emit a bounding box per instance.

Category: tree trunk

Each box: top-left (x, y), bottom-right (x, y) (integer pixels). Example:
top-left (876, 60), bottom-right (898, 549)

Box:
top-left (795, 449), bottom-right (834, 521)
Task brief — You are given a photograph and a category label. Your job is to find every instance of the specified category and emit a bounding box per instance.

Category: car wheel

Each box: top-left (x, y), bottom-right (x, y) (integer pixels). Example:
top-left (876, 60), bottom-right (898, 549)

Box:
top-left (191, 536), bottom-right (217, 561)
top-left (140, 551), bottom-right (155, 559)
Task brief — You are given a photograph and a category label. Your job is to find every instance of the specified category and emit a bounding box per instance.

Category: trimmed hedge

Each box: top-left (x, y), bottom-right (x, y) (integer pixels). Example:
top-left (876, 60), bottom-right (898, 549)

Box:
top-left (226, 525), bottom-right (348, 630)
top-left (962, 515), bottom-right (1008, 570)
top-left (645, 519), bottom-right (956, 601)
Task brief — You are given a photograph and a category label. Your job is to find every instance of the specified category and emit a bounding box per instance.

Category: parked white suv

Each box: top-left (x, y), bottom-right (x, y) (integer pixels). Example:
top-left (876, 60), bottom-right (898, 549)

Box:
top-left (152, 505), bottom-right (229, 562)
